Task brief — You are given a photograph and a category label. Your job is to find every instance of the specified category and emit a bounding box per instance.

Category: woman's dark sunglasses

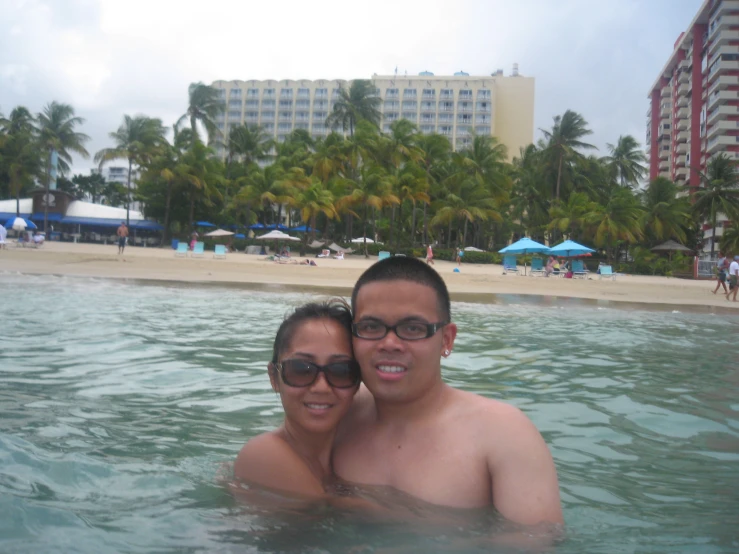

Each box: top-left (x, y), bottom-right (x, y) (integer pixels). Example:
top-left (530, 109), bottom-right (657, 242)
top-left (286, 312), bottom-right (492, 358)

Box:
top-left (276, 359), bottom-right (361, 389)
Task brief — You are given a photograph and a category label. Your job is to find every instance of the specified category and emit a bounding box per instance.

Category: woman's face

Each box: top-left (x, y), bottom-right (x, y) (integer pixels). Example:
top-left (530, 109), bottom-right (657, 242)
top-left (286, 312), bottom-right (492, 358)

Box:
top-left (269, 318), bottom-right (357, 435)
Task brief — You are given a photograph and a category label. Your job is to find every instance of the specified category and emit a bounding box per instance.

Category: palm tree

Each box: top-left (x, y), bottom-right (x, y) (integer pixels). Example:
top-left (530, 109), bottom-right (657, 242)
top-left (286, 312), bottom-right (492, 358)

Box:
top-left (175, 140), bottom-right (225, 229)
top-left (640, 177), bottom-right (692, 245)
top-left (394, 162), bottom-right (430, 249)
top-left (540, 110), bottom-right (597, 200)
top-left (94, 115), bottom-right (167, 225)
top-left (326, 80), bottom-right (382, 137)
top-left (0, 107), bottom-right (40, 216)
top-left (294, 177), bottom-right (337, 248)
top-left (691, 154), bottom-right (739, 258)
top-left (227, 124), bottom-right (273, 167)
top-left (178, 82), bottom-right (225, 144)
top-left (548, 192), bottom-right (593, 241)
top-left (605, 135), bottom-right (648, 188)
top-left (511, 144), bottom-right (549, 238)
top-left (415, 133), bottom-right (452, 245)
top-left (584, 187), bottom-right (644, 262)
top-left (37, 102), bottom-right (90, 232)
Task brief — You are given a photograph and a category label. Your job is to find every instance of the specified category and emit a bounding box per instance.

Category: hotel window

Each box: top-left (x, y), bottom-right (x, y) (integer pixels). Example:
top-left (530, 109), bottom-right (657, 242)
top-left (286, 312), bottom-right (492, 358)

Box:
top-left (456, 126), bottom-right (470, 137)
top-left (403, 113), bottom-right (417, 121)
top-left (314, 100), bottom-right (328, 109)
top-left (228, 100), bottom-right (242, 108)
top-left (402, 101), bottom-right (417, 110)
top-left (218, 89), bottom-right (226, 97)
top-left (421, 101), bottom-right (436, 111)
top-left (278, 123), bottom-right (292, 131)
top-left (280, 88), bottom-right (293, 97)
top-left (312, 111), bottom-right (327, 120)
top-left (247, 88), bottom-right (259, 97)
top-left (420, 125), bottom-right (435, 134)
top-left (279, 111), bottom-right (293, 120)
top-left (475, 126), bottom-right (491, 135)
top-left (440, 89), bottom-right (453, 99)
top-left (439, 125), bottom-right (452, 135)
top-left (458, 114), bottom-right (472, 123)
top-left (279, 100), bottom-right (293, 108)
top-left (421, 114), bottom-right (435, 122)
top-left (246, 100), bottom-right (259, 108)
top-left (263, 88), bottom-right (275, 97)
top-left (313, 123), bottom-right (326, 131)
top-left (476, 102), bottom-right (490, 112)
top-left (296, 100), bottom-right (310, 109)
top-left (332, 88), bottom-right (342, 97)
top-left (440, 102), bottom-right (454, 112)
top-left (477, 90), bottom-right (491, 99)
top-left (228, 111), bottom-right (241, 120)
top-left (386, 88), bottom-right (399, 98)
top-left (458, 102), bottom-right (472, 112)
top-left (261, 111), bottom-right (275, 120)
top-left (476, 115), bottom-right (489, 124)
top-left (384, 112), bottom-right (399, 121)
top-left (403, 88), bottom-right (417, 97)
top-left (295, 122), bottom-right (310, 130)
top-left (245, 111), bottom-right (259, 119)
top-left (262, 99), bottom-right (275, 107)
top-left (262, 122), bottom-right (274, 131)
top-left (422, 89), bottom-right (436, 98)
top-left (383, 124), bottom-right (392, 133)
top-left (297, 88), bottom-right (310, 98)
top-left (295, 111), bottom-right (310, 121)
top-left (315, 88), bottom-right (328, 98)
top-left (230, 88), bottom-right (241, 96)
top-left (459, 89), bottom-right (472, 99)
top-left (438, 113), bottom-right (453, 122)
top-left (384, 102), bottom-right (399, 111)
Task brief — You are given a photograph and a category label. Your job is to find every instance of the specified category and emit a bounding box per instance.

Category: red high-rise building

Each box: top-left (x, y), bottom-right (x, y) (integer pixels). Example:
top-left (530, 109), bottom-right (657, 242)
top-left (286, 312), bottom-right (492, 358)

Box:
top-left (647, 0), bottom-right (739, 256)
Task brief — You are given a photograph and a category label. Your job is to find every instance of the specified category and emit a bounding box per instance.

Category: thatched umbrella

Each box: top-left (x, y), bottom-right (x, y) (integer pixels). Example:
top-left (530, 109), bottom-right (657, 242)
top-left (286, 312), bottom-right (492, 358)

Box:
top-left (651, 240), bottom-right (693, 261)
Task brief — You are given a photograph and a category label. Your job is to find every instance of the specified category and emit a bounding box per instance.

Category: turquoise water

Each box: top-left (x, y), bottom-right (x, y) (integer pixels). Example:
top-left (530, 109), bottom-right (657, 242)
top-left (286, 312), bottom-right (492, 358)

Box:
top-left (1, 273), bottom-right (738, 553)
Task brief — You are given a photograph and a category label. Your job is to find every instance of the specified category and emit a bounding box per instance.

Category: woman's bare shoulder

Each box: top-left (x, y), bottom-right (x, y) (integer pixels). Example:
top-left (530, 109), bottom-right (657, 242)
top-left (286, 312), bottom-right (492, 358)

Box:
top-left (234, 432), bottom-right (324, 496)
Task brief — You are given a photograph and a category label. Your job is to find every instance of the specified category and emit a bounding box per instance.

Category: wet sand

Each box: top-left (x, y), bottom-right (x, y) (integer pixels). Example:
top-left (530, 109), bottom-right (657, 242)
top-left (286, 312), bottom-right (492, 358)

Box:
top-left (1, 241), bottom-right (736, 312)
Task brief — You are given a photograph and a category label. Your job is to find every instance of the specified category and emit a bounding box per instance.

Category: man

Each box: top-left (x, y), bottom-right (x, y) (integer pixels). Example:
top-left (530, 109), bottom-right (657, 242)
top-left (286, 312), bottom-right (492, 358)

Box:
top-left (333, 257), bottom-right (563, 527)
top-left (712, 252), bottom-right (729, 295)
top-left (726, 255), bottom-right (739, 302)
top-left (116, 222), bottom-right (128, 255)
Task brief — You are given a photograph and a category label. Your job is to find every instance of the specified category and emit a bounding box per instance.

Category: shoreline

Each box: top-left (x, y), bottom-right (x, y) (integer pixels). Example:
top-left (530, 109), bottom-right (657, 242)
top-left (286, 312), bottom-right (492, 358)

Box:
top-left (1, 241), bottom-right (737, 314)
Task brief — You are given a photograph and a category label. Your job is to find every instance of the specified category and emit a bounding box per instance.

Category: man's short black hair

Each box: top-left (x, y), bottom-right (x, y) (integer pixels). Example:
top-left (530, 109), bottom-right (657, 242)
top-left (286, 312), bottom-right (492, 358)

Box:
top-left (351, 256), bottom-right (451, 321)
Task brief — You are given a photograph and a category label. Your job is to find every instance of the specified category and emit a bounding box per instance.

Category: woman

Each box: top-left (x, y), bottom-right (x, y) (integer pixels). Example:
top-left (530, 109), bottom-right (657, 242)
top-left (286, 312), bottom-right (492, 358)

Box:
top-left (233, 299), bottom-right (360, 496)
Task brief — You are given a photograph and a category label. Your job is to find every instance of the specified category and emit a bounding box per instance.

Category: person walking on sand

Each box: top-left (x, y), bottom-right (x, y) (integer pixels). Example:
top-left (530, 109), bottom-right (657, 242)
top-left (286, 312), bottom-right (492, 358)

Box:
top-left (726, 255), bottom-right (739, 302)
top-left (116, 222), bottom-right (128, 255)
top-left (712, 252), bottom-right (729, 295)
top-left (425, 244), bottom-right (434, 265)
top-left (456, 247), bottom-right (463, 266)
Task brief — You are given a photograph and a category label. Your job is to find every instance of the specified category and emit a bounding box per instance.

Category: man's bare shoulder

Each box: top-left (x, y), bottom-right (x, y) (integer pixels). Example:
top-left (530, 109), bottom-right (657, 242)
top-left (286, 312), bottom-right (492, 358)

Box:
top-left (234, 432), bottom-right (324, 496)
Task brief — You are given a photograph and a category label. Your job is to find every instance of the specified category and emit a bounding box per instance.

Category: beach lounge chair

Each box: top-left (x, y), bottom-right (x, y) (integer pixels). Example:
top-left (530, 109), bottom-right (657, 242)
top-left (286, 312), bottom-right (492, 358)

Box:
top-left (502, 255), bottom-right (519, 275)
top-left (378, 251), bottom-right (391, 261)
top-left (599, 265), bottom-right (617, 281)
top-left (175, 243), bottom-right (188, 257)
top-left (529, 257), bottom-right (546, 276)
top-left (317, 249), bottom-right (331, 258)
top-left (191, 241), bottom-right (205, 258)
top-left (571, 260), bottom-right (589, 279)
top-left (214, 244), bottom-right (227, 259)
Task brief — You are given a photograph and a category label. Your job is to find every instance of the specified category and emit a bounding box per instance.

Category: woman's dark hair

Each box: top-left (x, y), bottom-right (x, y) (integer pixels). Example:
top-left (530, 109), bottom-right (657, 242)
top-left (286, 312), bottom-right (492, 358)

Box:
top-left (270, 298), bottom-right (353, 364)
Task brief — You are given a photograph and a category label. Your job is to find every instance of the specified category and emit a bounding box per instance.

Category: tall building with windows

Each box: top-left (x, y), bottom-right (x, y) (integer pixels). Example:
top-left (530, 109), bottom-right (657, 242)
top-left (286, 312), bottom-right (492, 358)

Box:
top-left (212, 68), bottom-right (534, 160)
top-left (646, 0), bottom-right (739, 256)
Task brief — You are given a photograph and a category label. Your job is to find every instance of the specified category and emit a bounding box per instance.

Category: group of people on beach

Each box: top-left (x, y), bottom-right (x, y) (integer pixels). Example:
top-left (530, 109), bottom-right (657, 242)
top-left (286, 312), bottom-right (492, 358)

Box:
top-left (232, 256), bottom-right (563, 545)
top-left (713, 251), bottom-right (739, 301)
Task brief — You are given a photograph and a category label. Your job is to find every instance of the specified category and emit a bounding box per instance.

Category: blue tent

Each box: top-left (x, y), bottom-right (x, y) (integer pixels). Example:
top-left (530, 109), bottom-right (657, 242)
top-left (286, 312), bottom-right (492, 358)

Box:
top-left (265, 223), bottom-right (289, 231)
top-left (249, 223), bottom-right (266, 230)
top-left (195, 221), bottom-right (216, 228)
top-left (499, 237), bottom-right (549, 275)
top-left (289, 225), bottom-right (313, 232)
top-left (30, 212), bottom-right (63, 222)
top-left (547, 240), bottom-right (595, 257)
top-left (234, 233), bottom-right (245, 239)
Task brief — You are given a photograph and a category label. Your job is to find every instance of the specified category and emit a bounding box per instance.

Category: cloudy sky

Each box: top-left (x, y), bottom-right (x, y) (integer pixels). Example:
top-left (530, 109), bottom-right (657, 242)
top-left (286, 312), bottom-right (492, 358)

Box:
top-left (1, 0), bottom-right (701, 174)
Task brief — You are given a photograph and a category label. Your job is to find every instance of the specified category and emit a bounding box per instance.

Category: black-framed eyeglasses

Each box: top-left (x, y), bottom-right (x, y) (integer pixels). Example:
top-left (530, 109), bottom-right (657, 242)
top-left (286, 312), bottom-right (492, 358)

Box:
top-left (352, 319), bottom-right (448, 341)
top-left (275, 359), bottom-right (361, 389)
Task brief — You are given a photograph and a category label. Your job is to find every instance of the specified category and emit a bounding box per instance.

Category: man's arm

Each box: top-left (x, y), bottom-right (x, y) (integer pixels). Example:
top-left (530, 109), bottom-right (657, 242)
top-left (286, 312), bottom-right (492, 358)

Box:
top-left (486, 404), bottom-right (564, 526)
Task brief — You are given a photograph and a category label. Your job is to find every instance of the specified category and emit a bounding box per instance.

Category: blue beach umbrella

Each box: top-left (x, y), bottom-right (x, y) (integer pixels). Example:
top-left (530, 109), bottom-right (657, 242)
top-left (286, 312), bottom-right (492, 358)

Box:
top-left (249, 223), bottom-right (266, 230)
top-left (5, 217), bottom-right (37, 231)
top-left (498, 237), bottom-right (549, 275)
top-left (289, 225), bottom-right (312, 233)
top-left (195, 221), bottom-right (216, 228)
top-left (547, 240), bottom-right (595, 257)
top-left (234, 233), bottom-right (245, 239)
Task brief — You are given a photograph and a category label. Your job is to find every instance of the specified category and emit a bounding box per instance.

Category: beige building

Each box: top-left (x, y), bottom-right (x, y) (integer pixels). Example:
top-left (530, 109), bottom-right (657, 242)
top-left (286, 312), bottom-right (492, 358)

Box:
top-left (211, 68), bottom-right (534, 160)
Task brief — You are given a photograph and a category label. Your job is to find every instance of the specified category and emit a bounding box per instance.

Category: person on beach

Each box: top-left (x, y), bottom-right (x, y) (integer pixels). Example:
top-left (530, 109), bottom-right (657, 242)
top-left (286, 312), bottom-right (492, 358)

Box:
top-left (116, 222), bottom-right (128, 254)
top-left (333, 256), bottom-right (563, 526)
top-left (426, 244), bottom-right (434, 265)
top-left (190, 231), bottom-right (198, 251)
top-left (726, 256), bottom-right (739, 302)
top-left (0, 223), bottom-right (6, 249)
top-left (712, 252), bottom-right (729, 295)
top-left (233, 299), bottom-right (361, 496)
top-left (545, 256), bottom-right (555, 277)
top-left (456, 247), bottom-right (463, 266)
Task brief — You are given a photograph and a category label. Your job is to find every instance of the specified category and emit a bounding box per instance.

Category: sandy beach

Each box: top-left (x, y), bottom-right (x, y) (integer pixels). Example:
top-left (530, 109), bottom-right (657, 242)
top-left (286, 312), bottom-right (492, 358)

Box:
top-left (1, 241), bottom-right (737, 312)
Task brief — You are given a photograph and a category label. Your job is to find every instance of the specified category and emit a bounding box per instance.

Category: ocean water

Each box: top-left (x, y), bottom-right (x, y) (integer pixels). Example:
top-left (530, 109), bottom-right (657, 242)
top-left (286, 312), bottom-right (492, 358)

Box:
top-left (0, 273), bottom-right (738, 553)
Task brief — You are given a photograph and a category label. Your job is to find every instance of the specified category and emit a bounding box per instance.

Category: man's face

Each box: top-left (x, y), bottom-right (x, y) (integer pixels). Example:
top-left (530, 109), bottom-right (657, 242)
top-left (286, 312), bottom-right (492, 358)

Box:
top-left (352, 280), bottom-right (457, 404)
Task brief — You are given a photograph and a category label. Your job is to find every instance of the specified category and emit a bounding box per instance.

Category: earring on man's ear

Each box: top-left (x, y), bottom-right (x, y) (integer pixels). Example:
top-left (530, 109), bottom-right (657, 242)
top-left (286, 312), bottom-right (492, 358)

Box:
top-left (444, 349), bottom-right (451, 356)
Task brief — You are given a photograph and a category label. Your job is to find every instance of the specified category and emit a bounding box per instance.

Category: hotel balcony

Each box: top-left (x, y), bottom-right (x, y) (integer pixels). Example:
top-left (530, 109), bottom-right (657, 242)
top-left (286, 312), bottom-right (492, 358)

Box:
top-left (707, 119), bottom-right (739, 139)
top-left (707, 104), bottom-right (739, 126)
top-left (676, 154), bottom-right (687, 166)
top-left (678, 70), bottom-right (690, 84)
top-left (677, 130), bottom-right (689, 142)
top-left (675, 142), bottom-right (688, 154)
top-left (660, 86), bottom-right (671, 97)
top-left (677, 81), bottom-right (690, 95)
top-left (707, 89), bottom-right (735, 110)
top-left (707, 74), bottom-right (739, 99)
top-left (708, 59), bottom-right (739, 83)
top-left (708, 150), bottom-right (739, 164)
top-left (676, 94), bottom-right (689, 107)
top-left (678, 58), bottom-right (690, 70)
top-left (660, 103), bottom-right (671, 117)
top-left (659, 158), bottom-right (670, 170)
top-left (703, 226), bottom-right (725, 240)
top-left (675, 117), bottom-right (689, 131)
top-left (677, 107), bottom-right (689, 120)
top-left (675, 166), bottom-right (688, 179)
top-left (707, 134), bottom-right (739, 154)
